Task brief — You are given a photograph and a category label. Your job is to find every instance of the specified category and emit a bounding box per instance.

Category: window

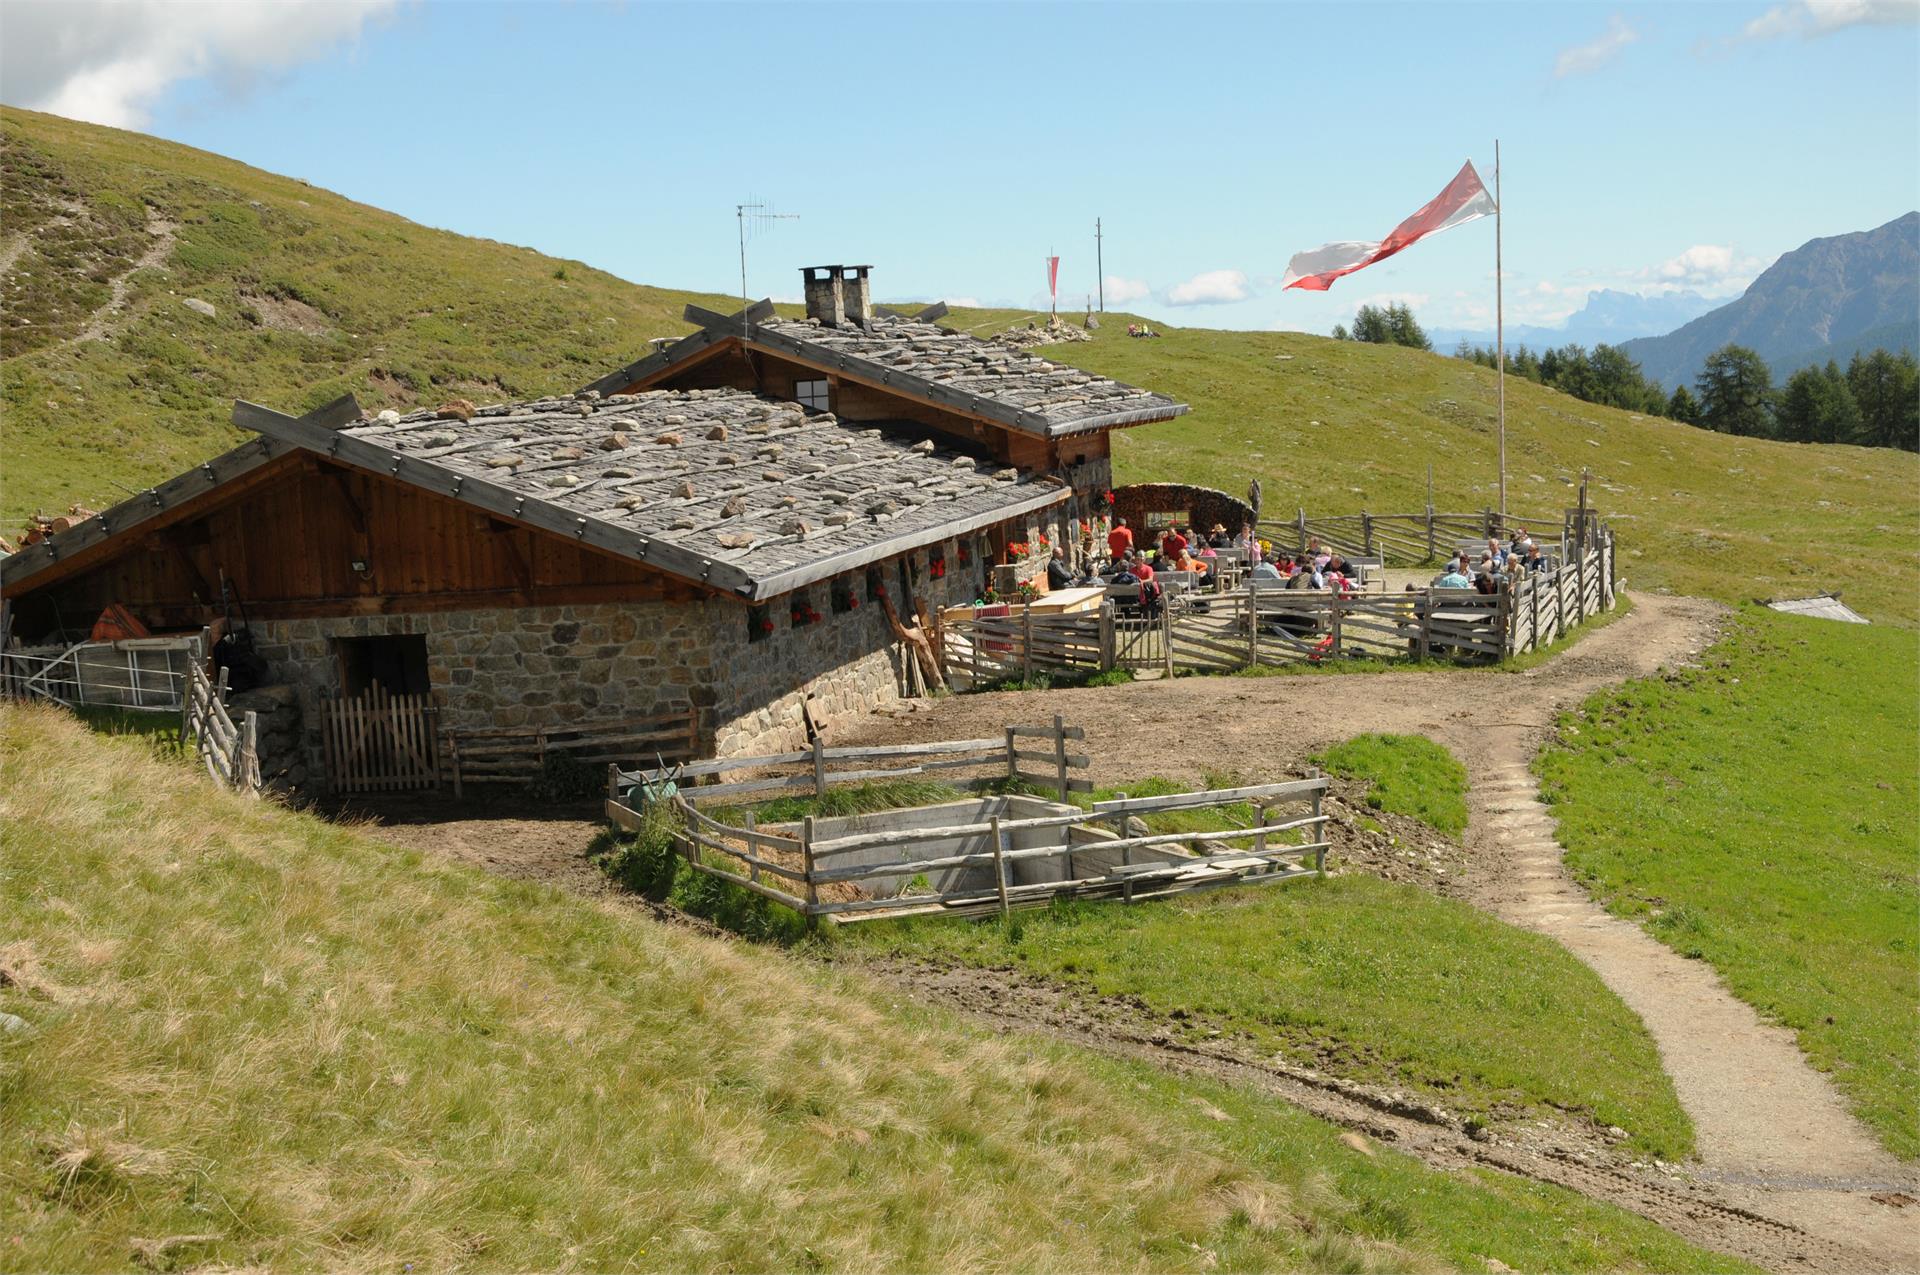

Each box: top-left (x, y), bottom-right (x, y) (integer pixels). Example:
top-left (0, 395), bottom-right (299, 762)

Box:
top-left (789, 590), bottom-right (823, 628)
top-left (747, 604), bottom-right (774, 643)
top-left (336, 634), bottom-right (429, 697)
top-left (831, 577), bottom-right (860, 615)
top-left (794, 378), bottom-right (830, 411)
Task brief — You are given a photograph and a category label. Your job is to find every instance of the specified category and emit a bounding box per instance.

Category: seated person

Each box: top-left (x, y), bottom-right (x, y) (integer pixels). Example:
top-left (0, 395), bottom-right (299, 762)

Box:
top-left (1434, 559), bottom-right (1472, 589)
top-left (1159, 526), bottom-right (1189, 561)
top-left (1286, 560), bottom-right (1322, 590)
top-left (1047, 555), bottom-right (1073, 591)
top-left (1522, 539), bottom-right (1545, 571)
top-left (1248, 560), bottom-right (1283, 581)
top-left (1485, 537), bottom-right (1507, 568)
top-left (1473, 572), bottom-right (1499, 595)
top-left (1207, 523), bottom-right (1232, 549)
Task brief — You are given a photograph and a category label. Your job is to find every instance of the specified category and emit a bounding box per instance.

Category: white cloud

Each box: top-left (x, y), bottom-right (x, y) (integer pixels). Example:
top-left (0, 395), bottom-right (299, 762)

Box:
top-left (1554, 14), bottom-right (1640, 78)
top-left (1738, 0), bottom-right (1918, 41)
top-left (2, 0), bottom-right (397, 128)
top-left (1164, 268), bottom-right (1251, 306)
top-left (1645, 243), bottom-right (1765, 287)
top-left (1103, 275), bottom-right (1151, 305)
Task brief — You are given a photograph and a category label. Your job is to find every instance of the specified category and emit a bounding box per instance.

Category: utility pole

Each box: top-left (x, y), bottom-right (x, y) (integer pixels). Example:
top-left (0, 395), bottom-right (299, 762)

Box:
top-left (1096, 217), bottom-right (1105, 312)
top-left (1494, 140), bottom-right (1506, 527)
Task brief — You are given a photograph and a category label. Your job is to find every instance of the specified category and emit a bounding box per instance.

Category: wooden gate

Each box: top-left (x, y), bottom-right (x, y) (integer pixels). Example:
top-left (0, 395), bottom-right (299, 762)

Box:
top-left (322, 684), bottom-right (439, 793)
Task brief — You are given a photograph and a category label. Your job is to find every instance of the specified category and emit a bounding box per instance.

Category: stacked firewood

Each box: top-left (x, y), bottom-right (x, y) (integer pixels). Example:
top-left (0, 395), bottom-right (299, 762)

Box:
top-left (3, 503), bottom-right (99, 554)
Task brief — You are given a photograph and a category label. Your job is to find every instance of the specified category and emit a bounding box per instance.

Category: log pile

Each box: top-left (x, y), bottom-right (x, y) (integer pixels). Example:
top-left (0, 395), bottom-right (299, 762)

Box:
top-left (5, 504), bottom-right (100, 554)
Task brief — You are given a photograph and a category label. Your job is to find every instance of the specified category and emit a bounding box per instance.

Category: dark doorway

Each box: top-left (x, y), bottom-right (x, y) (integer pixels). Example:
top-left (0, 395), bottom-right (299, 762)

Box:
top-left (337, 634), bottom-right (430, 697)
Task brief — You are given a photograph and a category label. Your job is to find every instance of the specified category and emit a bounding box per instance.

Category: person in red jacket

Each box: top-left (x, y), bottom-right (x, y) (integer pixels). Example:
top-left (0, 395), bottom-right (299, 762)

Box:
top-left (1106, 517), bottom-right (1134, 561)
top-left (1159, 526), bottom-right (1188, 561)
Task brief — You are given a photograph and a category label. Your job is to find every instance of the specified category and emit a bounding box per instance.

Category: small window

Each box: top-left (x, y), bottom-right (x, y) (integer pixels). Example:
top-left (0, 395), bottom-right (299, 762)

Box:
top-left (337, 634), bottom-right (429, 697)
top-left (790, 590), bottom-right (822, 628)
top-left (794, 378), bottom-right (830, 411)
top-left (748, 604), bottom-right (774, 643)
top-left (929, 550), bottom-right (946, 581)
top-left (831, 577), bottom-right (860, 615)
top-left (866, 566), bottom-right (885, 604)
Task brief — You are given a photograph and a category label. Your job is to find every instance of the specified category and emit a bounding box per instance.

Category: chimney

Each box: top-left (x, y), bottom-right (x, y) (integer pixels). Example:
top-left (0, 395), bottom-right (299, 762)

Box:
top-left (841, 265), bottom-right (872, 327)
top-left (800, 264), bottom-right (874, 328)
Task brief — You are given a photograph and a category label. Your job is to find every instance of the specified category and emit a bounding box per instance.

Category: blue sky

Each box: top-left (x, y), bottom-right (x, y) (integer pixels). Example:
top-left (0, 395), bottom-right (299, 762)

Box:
top-left (6, 0), bottom-right (1917, 334)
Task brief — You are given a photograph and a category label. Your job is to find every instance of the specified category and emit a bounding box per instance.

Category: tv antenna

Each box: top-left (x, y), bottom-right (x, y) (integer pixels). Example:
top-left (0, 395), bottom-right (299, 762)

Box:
top-left (737, 199), bottom-right (799, 318)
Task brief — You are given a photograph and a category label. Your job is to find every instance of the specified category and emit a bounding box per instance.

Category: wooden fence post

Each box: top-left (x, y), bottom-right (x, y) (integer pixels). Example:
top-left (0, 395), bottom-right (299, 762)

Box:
top-left (1099, 600), bottom-right (1115, 671)
top-left (1309, 772), bottom-right (1327, 876)
top-left (1004, 727), bottom-right (1018, 781)
top-left (1246, 591), bottom-right (1257, 667)
top-left (1295, 508), bottom-right (1307, 554)
top-left (1161, 603), bottom-right (1174, 679)
top-left (1426, 507), bottom-right (1436, 560)
top-left (1111, 794), bottom-right (1131, 870)
top-left (801, 814), bottom-right (819, 932)
top-left (1531, 573), bottom-right (1542, 651)
top-left (1022, 604), bottom-right (1033, 681)
top-left (1418, 592), bottom-right (1432, 661)
top-left (241, 710), bottom-right (260, 794)
top-left (1328, 595), bottom-right (1343, 658)
top-left (744, 809), bottom-right (760, 885)
top-left (989, 814), bottom-right (1010, 916)
top-left (1362, 511), bottom-right (1374, 557)
top-left (1052, 713), bottom-right (1069, 803)
top-left (811, 734), bottom-right (827, 797)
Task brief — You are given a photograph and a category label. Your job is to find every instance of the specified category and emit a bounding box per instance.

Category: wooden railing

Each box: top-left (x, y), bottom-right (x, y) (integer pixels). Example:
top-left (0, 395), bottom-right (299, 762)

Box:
top-left (937, 534), bottom-right (1615, 685)
top-left (182, 661), bottom-right (261, 795)
top-left (605, 723), bottom-right (1328, 925)
top-left (441, 705), bottom-right (699, 796)
top-left (1261, 507), bottom-right (1594, 565)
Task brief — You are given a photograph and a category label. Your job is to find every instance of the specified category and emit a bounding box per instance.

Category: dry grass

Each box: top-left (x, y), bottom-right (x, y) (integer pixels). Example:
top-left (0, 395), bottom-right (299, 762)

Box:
top-left (0, 703), bottom-right (1751, 1272)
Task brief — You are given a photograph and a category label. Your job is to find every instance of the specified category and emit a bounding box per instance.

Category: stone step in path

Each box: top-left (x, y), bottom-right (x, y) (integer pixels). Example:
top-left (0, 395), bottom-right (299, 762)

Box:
top-left (1469, 753), bottom-right (1917, 1268)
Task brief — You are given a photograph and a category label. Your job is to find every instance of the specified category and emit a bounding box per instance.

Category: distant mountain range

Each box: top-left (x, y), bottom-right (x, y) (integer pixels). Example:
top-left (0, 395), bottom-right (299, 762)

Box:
top-left (1619, 212), bottom-right (1919, 389)
top-left (1429, 288), bottom-right (1720, 356)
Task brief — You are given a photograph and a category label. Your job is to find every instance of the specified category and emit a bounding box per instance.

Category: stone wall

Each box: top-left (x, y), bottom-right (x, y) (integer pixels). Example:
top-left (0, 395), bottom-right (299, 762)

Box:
top-left (248, 519), bottom-right (1066, 786)
top-left (1112, 482), bottom-right (1255, 546)
top-left (252, 600), bottom-right (720, 786)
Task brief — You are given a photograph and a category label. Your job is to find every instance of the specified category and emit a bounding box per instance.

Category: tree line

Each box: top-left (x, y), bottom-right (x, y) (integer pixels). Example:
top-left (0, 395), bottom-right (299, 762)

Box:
top-left (1431, 323), bottom-right (1919, 453)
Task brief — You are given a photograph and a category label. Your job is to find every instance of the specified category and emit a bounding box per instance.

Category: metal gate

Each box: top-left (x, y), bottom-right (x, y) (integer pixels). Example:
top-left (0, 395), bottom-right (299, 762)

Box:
top-left (321, 684), bottom-right (439, 793)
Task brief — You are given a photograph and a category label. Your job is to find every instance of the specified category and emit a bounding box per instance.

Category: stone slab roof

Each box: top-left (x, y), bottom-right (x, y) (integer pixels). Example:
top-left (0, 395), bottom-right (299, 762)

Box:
top-left (332, 388), bottom-right (1066, 599)
top-left (0, 390), bottom-right (1066, 604)
top-left (581, 305), bottom-right (1187, 439)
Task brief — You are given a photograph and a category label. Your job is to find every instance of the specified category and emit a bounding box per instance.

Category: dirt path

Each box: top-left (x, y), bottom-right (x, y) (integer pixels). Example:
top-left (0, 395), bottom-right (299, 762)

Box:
top-left (835, 593), bottom-right (1918, 1269)
top-left (71, 213), bottom-right (177, 347)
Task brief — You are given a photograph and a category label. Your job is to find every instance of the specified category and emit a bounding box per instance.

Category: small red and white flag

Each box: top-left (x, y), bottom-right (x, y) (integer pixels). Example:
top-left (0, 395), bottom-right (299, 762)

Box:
top-left (1046, 255), bottom-right (1060, 298)
top-left (1282, 161), bottom-right (1496, 292)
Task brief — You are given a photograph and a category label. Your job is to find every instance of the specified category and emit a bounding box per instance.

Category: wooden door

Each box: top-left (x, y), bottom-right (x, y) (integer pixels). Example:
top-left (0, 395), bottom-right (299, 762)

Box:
top-left (322, 684), bottom-right (439, 794)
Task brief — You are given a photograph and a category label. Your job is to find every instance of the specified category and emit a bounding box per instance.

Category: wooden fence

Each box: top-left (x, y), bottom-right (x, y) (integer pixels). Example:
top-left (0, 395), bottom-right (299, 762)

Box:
top-left (441, 706), bottom-right (700, 796)
top-left (939, 533), bottom-right (1614, 685)
top-left (606, 722), bottom-right (1329, 925)
top-left (182, 661), bottom-right (261, 795)
top-left (1263, 507), bottom-right (1597, 566)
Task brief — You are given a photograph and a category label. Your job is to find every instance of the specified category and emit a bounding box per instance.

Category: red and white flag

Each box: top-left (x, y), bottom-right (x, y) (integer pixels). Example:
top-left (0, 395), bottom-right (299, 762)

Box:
top-left (1046, 255), bottom-right (1060, 298)
top-left (1282, 161), bottom-right (1496, 292)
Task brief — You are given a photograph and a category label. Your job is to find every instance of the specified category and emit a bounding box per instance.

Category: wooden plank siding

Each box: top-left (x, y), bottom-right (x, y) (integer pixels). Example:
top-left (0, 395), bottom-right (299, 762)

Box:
top-left (6, 456), bottom-right (709, 635)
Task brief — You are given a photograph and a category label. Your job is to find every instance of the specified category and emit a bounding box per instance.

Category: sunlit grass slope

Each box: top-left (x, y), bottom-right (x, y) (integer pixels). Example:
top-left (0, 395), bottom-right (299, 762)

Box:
top-left (0, 702), bottom-right (1755, 1273)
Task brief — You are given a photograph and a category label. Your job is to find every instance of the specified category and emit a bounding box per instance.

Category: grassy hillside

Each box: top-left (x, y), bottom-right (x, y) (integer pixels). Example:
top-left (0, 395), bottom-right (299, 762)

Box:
top-left (1538, 608), bottom-right (1920, 1159)
top-left (0, 703), bottom-right (1755, 1273)
top-left (3, 106), bottom-right (1915, 623)
top-left (0, 107), bottom-right (733, 521)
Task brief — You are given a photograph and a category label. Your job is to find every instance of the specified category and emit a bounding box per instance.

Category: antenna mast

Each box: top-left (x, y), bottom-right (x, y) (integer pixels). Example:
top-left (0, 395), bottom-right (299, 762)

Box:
top-left (1096, 218), bottom-right (1104, 312)
top-left (736, 199), bottom-right (799, 322)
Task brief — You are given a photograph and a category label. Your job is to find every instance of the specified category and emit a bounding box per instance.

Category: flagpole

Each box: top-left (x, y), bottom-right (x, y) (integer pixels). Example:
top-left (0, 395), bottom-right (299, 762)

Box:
top-left (1495, 139), bottom-right (1506, 526)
